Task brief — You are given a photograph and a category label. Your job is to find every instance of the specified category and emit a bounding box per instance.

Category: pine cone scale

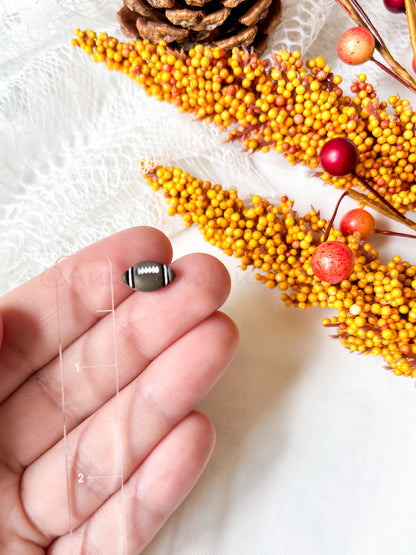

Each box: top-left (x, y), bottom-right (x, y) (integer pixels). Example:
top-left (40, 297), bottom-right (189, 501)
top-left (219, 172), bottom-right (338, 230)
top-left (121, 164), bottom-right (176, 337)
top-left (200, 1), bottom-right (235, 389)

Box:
top-left (136, 14), bottom-right (190, 42)
top-left (214, 24), bottom-right (257, 48)
top-left (190, 7), bottom-right (231, 32)
top-left (146, 0), bottom-right (175, 9)
top-left (165, 8), bottom-right (206, 28)
top-left (117, 0), bottom-right (282, 53)
top-left (258, 0), bottom-right (281, 34)
top-left (223, 0), bottom-right (250, 8)
top-left (238, 0), bottom-right (272, 27)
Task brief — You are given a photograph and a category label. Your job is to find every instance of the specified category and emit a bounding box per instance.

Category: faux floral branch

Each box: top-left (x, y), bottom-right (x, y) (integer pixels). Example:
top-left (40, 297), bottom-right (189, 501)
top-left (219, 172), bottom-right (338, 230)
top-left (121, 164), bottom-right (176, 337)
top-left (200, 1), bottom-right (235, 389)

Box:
top-left (73, 30), bottom-right (416, 229)
top-left (143, 163), bottom-right (416, 379)
top-left (71, 0), bottom-right (416, 381)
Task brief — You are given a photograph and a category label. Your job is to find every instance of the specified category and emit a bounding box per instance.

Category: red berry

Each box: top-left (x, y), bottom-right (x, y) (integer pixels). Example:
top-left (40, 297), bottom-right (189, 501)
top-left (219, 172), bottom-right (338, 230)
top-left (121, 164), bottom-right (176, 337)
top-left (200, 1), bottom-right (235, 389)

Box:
top-left (319, 137), bottom-right (358, 176)
top-left (311, 241), bottom-right (355, 283)
top-left (337, 27), bottom-right (375, 65)
top-left (340, 208), bottom-right (375, 239)
top-left (383, 0), bottom-right (405, 12)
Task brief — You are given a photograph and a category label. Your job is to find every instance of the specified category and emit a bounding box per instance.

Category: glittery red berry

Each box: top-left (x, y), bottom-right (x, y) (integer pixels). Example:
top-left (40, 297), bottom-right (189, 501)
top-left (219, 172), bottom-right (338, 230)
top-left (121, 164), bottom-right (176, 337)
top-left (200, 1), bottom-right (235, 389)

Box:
top-left (319, 137), bottom-right (358, 176)
top-left (383, 0), bottom-right (405, 13)
top-left (311, 241), bottom-right (355, 283)
top-left (340, 208), bottom-right (375, 239)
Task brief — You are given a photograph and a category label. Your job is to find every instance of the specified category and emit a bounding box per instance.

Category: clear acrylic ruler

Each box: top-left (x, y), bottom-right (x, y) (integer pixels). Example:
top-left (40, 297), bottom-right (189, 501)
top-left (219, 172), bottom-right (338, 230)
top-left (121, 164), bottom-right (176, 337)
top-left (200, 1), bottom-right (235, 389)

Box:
top-left (54, 254), bottom-right (128, 553)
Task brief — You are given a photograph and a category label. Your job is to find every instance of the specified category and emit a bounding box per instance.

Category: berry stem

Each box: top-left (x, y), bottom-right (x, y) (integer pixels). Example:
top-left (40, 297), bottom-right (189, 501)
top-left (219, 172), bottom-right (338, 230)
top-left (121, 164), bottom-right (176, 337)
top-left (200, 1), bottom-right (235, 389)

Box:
top-left (370, 56), bottom-right (416, 95)
top-left (404, 0), bottom-right (416, 67)
top-left (346, 189), bottom-right (416, 231)
top-left (323, 190), bottom-right (349, 242)
top-left (352, 171), bottom-right (410, 222)
top-left (347, 0), bottom-right (383, 43)
top-left (375, 228), bottom-right (416, 238)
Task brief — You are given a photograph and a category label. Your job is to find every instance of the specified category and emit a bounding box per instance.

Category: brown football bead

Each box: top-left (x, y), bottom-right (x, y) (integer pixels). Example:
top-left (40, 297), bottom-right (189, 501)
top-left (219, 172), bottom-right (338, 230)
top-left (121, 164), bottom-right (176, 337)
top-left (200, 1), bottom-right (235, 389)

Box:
top-left (122, 261), bottom-right (176, 291)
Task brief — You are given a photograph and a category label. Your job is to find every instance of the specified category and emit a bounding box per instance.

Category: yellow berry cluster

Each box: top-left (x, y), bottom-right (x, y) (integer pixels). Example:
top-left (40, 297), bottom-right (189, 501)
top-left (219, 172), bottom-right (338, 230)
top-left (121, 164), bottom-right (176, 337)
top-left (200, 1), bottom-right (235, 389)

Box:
top-left (144, 163), bottom-right (416, 379)
top-left (73, 29), bottom-right (416, 216)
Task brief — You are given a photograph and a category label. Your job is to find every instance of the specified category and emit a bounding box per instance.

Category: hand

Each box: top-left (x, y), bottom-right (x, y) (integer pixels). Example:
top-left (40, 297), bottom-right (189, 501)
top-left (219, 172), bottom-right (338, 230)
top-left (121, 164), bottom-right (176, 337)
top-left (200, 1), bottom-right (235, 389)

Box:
top-left (0, 227), bottom-right (239, 553)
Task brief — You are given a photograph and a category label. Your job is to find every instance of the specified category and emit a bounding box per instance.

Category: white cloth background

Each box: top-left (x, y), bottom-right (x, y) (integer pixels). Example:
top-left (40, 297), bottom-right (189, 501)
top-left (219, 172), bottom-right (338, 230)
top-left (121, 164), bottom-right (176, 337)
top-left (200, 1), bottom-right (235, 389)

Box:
top-left (1, 0), bottom-right (416, 553)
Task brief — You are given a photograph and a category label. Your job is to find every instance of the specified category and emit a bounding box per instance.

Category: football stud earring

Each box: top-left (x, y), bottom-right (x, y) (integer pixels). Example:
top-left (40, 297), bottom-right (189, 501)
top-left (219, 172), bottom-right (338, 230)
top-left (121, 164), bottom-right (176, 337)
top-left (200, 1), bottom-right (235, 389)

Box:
top-left (122, 261), bottom-right (176, 292)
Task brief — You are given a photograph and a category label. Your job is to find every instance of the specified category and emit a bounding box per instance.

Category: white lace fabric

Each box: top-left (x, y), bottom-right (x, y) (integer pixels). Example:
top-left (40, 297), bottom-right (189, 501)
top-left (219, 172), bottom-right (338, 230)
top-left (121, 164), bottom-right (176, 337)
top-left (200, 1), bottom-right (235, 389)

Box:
top-left (0, 0), bottom-right (412, 292)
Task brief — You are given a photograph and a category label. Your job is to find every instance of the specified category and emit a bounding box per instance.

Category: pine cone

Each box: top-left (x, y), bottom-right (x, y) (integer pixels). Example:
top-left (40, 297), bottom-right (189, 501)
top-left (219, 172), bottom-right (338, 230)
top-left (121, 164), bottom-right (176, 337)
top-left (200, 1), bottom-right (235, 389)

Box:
top-left (117, 0), bottom-right (282, 53)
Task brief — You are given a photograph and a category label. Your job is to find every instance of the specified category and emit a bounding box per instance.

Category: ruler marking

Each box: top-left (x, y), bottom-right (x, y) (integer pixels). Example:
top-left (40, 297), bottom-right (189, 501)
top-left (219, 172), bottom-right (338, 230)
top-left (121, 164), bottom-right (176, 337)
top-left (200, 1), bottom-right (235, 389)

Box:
top-left (56, 255), bottom-right (128, 554)
top-left (87, 474), bottom-right (123, 480)
top-left (80, 364), bottom-right (116, 369)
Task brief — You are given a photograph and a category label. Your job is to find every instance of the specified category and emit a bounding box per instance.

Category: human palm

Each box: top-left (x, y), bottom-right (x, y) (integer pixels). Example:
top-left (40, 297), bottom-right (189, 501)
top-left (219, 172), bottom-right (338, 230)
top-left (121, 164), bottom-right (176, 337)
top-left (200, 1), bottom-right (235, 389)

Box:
top-left (0, 227), bottom-right (238, 553)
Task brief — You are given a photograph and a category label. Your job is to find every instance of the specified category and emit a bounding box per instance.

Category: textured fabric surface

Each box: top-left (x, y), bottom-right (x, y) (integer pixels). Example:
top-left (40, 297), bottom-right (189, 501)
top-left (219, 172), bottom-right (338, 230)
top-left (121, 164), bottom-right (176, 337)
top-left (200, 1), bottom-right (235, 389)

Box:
top-left (2, 1), bottom-right (416, 554)
top-left (1, 0), bottom-right (412, 292)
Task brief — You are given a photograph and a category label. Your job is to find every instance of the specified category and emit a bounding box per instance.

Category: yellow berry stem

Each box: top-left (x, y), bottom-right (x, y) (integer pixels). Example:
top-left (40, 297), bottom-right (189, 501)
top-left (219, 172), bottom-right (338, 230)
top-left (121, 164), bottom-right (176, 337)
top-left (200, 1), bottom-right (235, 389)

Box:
top-left (73, 30), bottom-right (416, 225)
top-left (143, 163), bottom-right (416, 380)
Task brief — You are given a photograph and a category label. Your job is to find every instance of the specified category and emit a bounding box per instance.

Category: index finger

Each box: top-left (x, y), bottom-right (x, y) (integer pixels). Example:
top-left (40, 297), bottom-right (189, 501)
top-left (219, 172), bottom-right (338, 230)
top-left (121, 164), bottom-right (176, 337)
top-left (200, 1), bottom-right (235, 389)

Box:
top-left (0, 226), bottom-right (173, 402)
